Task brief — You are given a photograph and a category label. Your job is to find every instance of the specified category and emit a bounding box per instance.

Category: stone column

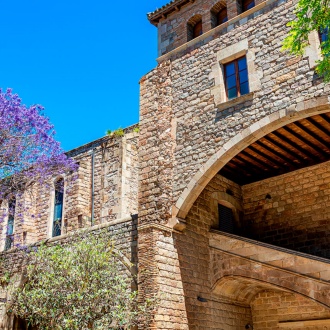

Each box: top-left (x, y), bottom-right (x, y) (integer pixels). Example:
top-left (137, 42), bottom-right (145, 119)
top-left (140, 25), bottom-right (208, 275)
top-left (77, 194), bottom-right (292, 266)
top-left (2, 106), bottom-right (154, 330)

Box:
top-left (138, 61), bottom-right (189, 329)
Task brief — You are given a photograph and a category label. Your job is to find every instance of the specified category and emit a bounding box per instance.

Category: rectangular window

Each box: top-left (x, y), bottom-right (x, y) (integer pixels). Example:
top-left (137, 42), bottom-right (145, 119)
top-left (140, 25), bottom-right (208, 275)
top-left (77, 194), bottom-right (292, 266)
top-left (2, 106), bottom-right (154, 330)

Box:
top-left (53, 179), bottom-right (64, 237)
top-left (224, 56), bottom-right (249, 100)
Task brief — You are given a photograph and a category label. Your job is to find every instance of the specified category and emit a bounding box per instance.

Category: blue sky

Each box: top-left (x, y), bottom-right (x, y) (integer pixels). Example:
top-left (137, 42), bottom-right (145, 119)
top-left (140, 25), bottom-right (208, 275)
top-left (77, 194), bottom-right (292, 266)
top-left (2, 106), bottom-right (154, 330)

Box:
top-left (0, 0), bottom-right (167, 151)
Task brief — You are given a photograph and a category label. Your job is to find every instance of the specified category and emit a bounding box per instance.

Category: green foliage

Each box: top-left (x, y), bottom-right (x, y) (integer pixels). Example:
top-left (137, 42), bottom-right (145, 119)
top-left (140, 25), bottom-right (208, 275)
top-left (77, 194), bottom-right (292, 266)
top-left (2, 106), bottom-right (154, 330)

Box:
top-left (105, 128), bottom-right (125, 138)
top-left (10, 233), bottom-right (150, 329)
top-left (282, 0), bottom-right (330, 81)
top-left (132, 126), bottom-right (140, 133)
top-left (113, 127), bottom-right (124, 137)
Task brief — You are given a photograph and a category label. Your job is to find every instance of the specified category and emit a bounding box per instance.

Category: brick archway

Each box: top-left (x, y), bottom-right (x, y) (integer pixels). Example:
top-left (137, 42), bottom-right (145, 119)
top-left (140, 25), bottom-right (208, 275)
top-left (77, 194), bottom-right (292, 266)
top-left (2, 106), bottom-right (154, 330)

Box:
top-left (172, 101), bottom-right (330, 224)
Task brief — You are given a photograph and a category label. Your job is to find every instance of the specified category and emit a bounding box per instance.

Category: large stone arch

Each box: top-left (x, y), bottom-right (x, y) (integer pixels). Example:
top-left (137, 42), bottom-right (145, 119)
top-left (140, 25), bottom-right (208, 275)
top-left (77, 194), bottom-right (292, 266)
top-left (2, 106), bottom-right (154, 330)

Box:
top-left (173, 100), bottom-right (330, 223)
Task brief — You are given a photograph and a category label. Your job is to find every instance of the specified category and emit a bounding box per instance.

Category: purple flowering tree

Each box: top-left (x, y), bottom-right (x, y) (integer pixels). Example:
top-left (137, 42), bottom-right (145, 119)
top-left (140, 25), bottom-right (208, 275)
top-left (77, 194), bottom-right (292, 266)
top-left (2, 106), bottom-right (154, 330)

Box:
top-left (0, 89), bottom-right (76, 246)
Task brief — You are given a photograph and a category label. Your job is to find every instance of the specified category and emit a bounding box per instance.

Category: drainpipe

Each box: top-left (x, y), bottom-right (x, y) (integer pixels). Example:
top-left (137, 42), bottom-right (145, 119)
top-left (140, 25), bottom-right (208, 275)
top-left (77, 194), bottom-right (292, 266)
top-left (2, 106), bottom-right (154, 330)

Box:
top-left (91, 148), bottom-right (95, 225)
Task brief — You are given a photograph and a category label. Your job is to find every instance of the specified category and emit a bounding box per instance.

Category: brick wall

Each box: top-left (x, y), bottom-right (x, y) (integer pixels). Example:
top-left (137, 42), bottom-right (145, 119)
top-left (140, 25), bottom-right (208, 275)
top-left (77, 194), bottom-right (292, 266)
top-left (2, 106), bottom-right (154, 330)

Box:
top-left (242, 160), bottom-right (330, 258)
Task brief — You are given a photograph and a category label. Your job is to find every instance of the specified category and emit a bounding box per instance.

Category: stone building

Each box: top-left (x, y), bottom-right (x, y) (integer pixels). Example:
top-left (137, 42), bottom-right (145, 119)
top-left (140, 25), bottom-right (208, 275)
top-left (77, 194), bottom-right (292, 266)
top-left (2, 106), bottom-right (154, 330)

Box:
top-left (0, 126), bottom-right (139, 329)
top-left (0, 0), bottom-right (330, 328)
top-left (138, 0), bottom-right (330, 328)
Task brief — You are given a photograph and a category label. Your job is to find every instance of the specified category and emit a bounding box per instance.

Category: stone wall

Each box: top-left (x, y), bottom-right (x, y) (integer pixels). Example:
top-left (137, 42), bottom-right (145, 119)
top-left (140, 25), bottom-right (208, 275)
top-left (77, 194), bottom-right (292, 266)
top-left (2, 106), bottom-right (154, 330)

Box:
top-left (156, 168), bottom-right (330, 329)
top-left (242, 160), bottom-right (330, 258)
top-left (140, 0), bottom-right (330, 228)
top-left (150, 173), bottom-right (250, 329)
top-left (0, 126), bottom-right (139, 250)
top-left (156, 0), bottom-right (265, 56)
top-left (139, 0), bottom-right (330, 320)
top-left (251, 291), bottom-right (330, 329)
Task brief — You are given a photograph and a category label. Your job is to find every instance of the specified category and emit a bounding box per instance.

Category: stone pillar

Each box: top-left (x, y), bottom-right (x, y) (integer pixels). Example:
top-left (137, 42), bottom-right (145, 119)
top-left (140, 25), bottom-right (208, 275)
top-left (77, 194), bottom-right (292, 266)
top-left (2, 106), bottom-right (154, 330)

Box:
top-left (138, 61), bottom-right (189, 329)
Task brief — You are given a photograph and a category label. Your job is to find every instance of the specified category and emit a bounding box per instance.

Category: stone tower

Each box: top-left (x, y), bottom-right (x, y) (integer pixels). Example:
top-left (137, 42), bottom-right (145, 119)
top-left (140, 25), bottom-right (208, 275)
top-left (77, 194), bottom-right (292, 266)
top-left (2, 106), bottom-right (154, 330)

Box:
top-left (138, 0), bottom-right (330, 328)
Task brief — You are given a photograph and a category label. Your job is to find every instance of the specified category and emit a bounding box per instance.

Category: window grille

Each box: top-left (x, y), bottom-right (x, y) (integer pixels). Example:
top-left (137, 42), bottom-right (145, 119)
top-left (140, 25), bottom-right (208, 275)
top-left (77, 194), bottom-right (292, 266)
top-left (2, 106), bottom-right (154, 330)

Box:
top-left (218, 204), bottom-right (234, 234)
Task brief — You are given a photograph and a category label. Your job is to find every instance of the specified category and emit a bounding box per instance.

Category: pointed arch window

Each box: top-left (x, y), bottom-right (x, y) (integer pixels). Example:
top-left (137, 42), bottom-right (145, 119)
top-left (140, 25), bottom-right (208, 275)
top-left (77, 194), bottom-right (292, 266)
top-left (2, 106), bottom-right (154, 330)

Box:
top-left (5, 197), bottom-right (16, 250)
top-left (53, 178), bottom-right (64, 237)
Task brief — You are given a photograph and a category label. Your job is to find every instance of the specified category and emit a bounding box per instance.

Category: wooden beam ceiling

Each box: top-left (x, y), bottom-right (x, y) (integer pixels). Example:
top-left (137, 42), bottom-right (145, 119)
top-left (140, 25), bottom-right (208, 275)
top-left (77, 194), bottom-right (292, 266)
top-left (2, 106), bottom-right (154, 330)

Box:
top-left (218, 113), bottom-right (330, 185)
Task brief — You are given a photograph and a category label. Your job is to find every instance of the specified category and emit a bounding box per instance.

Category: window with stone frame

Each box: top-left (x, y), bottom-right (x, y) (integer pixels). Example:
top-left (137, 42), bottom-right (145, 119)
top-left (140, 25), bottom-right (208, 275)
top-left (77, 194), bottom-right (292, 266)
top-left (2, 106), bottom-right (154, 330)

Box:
top-left (187, 15), bottom-right (203, 41)
top-left (4, 197), bottom-right (16, 251)
top-left (224, 56), bottom-right (249, 100)
top-left (52, 178), bottom-right (64, 237)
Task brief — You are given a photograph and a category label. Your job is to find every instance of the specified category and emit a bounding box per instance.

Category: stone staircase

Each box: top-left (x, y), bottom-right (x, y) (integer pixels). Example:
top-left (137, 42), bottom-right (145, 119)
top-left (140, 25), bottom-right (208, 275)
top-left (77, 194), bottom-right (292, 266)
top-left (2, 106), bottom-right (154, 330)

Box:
top-left (209, 230), bottom-right (330, 307)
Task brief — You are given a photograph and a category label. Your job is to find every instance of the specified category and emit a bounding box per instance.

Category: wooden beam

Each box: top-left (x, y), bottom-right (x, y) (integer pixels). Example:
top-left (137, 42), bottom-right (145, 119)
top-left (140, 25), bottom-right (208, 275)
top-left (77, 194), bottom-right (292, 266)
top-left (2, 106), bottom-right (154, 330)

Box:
top-left (283, 126), bottom-right (327, 159)
top-left (293, 121), bottom-right (330, 154)
top-left (262, 135), bottom-right (306, 163)
top-left (283, 125), bottom-right (328, 159)
top-left (320, 113), bottom-right (330, 125)
top-left (254, 140), bottom-right (297, 167)
top-left (303, 117), bottom-right (330, 144)
top-left (240, 150), bottom-right (275, 170)
top-left (236, 154), bottom-right (268, 171)
top-left (228, 157), bottom-right (264, 178)
top-left (271, 130), bottom-right (315, 160)
top-left (246, 145), bottom-right (283, 168)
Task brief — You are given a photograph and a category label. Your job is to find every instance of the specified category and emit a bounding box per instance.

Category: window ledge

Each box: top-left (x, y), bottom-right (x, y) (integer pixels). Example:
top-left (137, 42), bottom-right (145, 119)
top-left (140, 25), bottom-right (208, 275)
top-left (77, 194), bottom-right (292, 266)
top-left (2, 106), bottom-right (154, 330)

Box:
top-left (216, 92), bottom-right (254, 111)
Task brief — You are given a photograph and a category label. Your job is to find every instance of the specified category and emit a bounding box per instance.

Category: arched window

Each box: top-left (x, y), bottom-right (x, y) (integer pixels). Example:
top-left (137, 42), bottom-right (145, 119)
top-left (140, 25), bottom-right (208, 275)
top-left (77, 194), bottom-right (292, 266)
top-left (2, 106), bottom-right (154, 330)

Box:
top-left (193, 21), bottom-right (203, 38)
top-left (211, 3), bottom-right (228, 28)
top-left (53, 178), bottom-right (64, 237)
top-left (5, 197), bottom-right (16, 250)
top-left (217, 8), bottom-right (228, 25)
top-left (187, 15), bottom-right (203, 41)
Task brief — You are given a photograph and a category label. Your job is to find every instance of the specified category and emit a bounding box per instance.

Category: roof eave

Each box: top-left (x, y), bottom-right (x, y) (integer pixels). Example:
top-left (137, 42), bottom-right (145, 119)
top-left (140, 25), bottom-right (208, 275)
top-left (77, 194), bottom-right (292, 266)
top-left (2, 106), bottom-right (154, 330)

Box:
top-left (148, 0), bottom-right (194, 26)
